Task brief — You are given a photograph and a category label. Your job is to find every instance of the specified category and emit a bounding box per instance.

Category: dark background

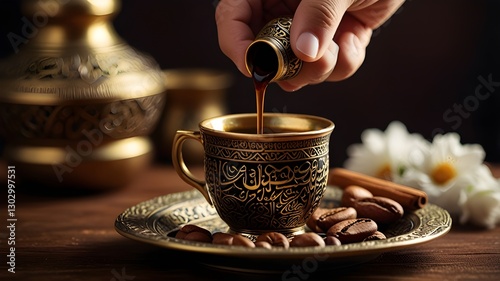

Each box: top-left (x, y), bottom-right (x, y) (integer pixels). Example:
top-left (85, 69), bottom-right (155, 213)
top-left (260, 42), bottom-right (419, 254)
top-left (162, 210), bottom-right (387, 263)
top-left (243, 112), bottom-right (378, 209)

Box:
top-left (1, 0), bottom-right (499, 167)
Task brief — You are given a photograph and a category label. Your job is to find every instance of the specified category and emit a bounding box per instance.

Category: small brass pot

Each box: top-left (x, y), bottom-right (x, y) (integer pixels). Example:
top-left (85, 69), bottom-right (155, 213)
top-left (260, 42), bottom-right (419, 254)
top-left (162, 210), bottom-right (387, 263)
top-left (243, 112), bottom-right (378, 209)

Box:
top-left (245, 17), bottom-right (303, 82)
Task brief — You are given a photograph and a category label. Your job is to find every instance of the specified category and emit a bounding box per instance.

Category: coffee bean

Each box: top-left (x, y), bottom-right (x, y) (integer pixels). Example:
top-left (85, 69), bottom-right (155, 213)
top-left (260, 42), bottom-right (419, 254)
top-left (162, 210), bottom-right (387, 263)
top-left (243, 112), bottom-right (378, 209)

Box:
top-left (255, 241), bottom-right (273, 249)
top-left (316, 207), bottom-right (357, 232)
top-left (324, 236), bottom-right (342, 246)
top-left (326, 218), bottom-right (378, 244)
top-left (290, 233), bottom-right (325, 247)
top-left (175, 224), bottom-right (212, 243)
top-left (232, 234), bottom-right (256, 248)
top-left (183, 231), bottom-right (213, 243)
top-left (212, 232), bottom-right (234, 245)
top-left (306, 208), bottom-right (330, 232)
top-left (255, 232), bottom-right (290, 249)
top-left (341, 185), bottom-right (373, 207)
top-left (177, 226), bottom-right (211, 242)
top-left (354, 196), bottom-right (404, 224)
top-left (363, 231), bottom-right (387, 241)
top-left (212, 232), bottom-right (255, 248)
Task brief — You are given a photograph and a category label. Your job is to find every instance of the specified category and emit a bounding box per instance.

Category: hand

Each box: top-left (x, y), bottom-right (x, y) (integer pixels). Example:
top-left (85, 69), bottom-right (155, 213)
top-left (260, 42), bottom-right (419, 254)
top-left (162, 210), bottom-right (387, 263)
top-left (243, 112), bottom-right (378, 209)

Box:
top-left (215, 0), bottom-right (405, 91)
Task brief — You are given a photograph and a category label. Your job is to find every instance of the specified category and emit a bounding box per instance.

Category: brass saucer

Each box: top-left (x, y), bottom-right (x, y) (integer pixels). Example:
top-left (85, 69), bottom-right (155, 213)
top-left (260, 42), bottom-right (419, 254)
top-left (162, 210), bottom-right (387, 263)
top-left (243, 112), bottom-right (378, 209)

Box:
top-left (115, 187), bottom-right (452, 273)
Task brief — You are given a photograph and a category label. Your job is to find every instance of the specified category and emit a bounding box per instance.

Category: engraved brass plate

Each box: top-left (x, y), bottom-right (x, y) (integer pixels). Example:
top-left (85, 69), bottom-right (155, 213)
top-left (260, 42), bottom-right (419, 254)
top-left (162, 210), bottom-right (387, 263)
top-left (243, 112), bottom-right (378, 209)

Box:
top-left (115, 187), bottom-right (452, 273)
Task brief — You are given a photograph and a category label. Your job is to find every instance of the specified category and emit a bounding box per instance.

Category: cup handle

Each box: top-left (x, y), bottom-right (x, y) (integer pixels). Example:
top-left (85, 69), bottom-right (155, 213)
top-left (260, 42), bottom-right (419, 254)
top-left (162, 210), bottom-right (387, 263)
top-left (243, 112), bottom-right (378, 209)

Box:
top-left (171, 130), bottom-right (213, 206)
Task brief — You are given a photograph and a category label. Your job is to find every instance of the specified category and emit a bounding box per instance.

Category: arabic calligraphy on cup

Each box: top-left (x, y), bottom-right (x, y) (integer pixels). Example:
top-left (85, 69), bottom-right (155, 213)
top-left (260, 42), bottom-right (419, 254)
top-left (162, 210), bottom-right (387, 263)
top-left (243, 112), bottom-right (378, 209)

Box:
top-left (172, 113), bottom-right (335, 236)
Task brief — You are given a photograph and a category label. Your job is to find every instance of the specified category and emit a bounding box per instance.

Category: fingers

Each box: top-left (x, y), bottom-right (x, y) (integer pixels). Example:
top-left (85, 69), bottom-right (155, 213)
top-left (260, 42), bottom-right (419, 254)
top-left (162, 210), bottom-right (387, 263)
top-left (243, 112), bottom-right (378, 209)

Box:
top-left (328, 12), bottom-right (372, 81)
top-left (290, 0), bottom-right (352, 62)
top-left (348, 0), bottom-right (406, 29)
top-left (215, 0), bottom-right (259, 77)
top-left (281, 9), bottom-right (371, 91)
top-left (280, 0), bottom-right (386, 90)
top-left (215, 0), bottom-right (406, 90)
top-left (281, 0), bottom-right (366, 91)
top-left (279, 31), bottom-right (366, 91)
top-left (278, 41), bottom-right (339, 91)
top-left (289, 0), bottom-right (404, 62)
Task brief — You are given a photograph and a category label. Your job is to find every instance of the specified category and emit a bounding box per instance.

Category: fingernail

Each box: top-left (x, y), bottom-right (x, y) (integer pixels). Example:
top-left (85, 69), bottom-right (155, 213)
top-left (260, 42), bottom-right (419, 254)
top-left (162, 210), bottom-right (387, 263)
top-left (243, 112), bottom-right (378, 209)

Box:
top-left (296, 32), bottom-right (319, 59)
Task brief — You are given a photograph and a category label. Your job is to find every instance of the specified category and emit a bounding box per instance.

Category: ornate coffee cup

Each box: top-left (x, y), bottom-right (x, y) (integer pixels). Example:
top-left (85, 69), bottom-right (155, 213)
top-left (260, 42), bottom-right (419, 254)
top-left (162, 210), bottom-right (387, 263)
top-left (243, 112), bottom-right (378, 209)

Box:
top-left (172, 113), bottom-right (334, 236)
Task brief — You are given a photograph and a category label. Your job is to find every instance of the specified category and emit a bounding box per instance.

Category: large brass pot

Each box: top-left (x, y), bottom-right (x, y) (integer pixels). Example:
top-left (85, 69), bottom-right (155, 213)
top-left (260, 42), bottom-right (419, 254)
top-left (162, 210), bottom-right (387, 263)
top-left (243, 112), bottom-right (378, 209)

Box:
top-left (0, 0), bottom-right (166, 189)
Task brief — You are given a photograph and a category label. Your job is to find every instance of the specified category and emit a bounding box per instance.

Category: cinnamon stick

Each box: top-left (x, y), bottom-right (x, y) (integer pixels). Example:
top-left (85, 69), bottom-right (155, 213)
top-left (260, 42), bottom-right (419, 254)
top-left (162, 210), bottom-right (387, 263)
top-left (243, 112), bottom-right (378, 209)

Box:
top-left (329, 168), bottom-right (428, 211)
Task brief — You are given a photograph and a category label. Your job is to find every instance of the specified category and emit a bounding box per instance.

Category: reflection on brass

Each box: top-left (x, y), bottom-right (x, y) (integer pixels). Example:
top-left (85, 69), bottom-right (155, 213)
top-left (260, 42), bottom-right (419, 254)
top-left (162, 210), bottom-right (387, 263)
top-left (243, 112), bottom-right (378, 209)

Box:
top-left (154, 69), bottom-right (231, 162)
top-left (5, 137), bottom-right (153, 189)
top-left (172, 113), bottom-right (335, 236)
top-left (115, 188), bottom-right (452, 273)
top-left (4, 136), bottom-right (152, 164)
top-left (245, 17), bottom-right (303, 82)
top-left (0, 0), bottom-right (165, 189)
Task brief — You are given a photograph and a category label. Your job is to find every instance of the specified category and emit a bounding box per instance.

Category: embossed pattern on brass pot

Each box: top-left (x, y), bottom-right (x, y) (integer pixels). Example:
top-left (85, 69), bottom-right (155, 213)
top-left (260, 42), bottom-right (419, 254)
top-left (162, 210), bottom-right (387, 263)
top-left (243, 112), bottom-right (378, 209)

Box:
top-left (0, 0), bottom-right (166, 189)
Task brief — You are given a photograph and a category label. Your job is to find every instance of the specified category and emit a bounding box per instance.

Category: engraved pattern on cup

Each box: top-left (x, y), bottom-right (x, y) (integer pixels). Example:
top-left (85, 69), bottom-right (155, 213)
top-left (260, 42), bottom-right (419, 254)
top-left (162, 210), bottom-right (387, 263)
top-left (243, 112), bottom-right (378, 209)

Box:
top-left (202, 133), bottom-right (330, 234)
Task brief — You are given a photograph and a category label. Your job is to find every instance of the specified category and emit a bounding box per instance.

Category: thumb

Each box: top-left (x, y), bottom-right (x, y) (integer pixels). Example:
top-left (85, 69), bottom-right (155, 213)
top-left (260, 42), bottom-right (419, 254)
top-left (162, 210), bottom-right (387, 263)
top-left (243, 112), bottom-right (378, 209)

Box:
top-left (290, 0), bottom-right (352, 62)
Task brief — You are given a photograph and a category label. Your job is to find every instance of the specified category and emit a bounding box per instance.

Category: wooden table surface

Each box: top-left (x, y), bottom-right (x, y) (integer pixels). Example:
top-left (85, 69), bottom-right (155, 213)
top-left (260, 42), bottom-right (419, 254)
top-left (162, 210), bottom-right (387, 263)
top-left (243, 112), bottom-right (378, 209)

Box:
top-left (1, 163), bottom-right (499, 281)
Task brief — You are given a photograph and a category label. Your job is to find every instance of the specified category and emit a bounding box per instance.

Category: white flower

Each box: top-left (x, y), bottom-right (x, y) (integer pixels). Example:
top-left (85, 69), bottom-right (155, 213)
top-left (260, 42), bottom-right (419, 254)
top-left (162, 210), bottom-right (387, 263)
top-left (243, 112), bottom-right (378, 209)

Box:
top-left (460, 189), bottom-right (500, 229)
top-left (344, 121), bottom-right (428, 181)
top-left (396, 133), bottom-right (487, 217)
top-left (344, 122), bottom-right (500, 229)
top-left (459, 166), bottom-right (500, 228)
top-left (399, 133), bottom-right (485, 190)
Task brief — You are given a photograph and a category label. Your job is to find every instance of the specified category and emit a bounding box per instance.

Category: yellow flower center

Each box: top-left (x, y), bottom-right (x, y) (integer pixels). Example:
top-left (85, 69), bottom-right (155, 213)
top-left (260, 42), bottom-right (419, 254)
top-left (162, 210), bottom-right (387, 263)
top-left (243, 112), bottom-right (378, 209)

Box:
top-left (431, 162), bottom-right (457, 186)
top-left (376, 164), bottom-right (392, 180)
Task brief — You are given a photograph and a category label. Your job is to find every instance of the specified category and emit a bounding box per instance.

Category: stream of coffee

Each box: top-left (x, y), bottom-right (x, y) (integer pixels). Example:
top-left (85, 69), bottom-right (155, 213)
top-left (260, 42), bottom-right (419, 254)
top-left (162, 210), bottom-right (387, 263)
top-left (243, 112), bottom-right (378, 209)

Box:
top-left (252, 66), bottom-right (275, 134)
top-left (250, 43), bottom-right (278, 134)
